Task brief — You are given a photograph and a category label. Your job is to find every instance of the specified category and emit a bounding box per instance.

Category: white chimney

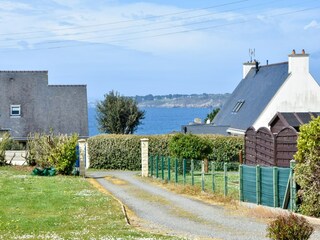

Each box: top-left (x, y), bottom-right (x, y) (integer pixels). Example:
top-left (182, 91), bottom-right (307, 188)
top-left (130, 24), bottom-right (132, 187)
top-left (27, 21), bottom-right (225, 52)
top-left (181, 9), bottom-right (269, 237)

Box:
top-left (242, 62), bottom-right (255, 79)
top-left (288, 49), bottom-right (309, 74)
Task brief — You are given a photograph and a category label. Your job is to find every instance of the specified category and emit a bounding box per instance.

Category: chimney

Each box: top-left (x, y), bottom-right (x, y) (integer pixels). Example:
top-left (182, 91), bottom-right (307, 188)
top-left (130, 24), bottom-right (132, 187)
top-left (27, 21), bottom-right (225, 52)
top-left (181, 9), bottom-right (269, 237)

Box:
top-left (288, 49), bottom-right (309, 74)
top-left (243, 62), bottom-right (255, 79)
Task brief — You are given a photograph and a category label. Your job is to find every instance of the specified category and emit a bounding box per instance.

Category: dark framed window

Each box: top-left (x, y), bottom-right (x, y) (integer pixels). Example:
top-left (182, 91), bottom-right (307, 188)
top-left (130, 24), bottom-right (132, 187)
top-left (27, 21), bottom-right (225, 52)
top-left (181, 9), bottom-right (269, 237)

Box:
top-left (232, 100), bottom-right (245, 113)
top-left (10, 105), bottom-right (21, 116)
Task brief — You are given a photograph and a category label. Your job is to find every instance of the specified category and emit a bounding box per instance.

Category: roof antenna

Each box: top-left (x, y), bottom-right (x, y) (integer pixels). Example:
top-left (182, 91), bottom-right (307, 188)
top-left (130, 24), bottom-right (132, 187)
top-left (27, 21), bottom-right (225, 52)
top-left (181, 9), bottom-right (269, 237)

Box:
top-left (249, 48), bottom-right (255, 62)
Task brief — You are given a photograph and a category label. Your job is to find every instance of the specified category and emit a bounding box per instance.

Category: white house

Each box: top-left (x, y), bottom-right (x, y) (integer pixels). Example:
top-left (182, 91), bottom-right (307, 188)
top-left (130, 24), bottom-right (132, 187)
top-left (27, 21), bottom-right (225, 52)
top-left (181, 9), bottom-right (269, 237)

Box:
top-left (183, 50), bottom-right (320, 135)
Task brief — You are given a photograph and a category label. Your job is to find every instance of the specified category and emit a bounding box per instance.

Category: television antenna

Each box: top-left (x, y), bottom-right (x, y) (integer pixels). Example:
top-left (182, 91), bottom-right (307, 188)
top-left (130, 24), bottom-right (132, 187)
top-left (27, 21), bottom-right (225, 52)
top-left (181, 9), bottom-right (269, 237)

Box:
top-left (249, 48), bottom-right (255, 62)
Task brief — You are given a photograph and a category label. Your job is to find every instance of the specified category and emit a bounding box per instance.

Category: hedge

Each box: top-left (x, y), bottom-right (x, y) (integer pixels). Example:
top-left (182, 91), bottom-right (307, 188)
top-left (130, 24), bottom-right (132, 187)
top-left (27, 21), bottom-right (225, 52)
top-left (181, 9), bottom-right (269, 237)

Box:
top-left (88, 134), bottom-right (243, 170)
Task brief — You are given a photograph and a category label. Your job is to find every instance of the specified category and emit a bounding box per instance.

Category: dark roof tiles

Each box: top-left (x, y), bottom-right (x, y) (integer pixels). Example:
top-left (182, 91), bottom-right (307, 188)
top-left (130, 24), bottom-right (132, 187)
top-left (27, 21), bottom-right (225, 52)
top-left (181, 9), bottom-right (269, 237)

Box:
top-left (212, 62), bottom-right (289, 130)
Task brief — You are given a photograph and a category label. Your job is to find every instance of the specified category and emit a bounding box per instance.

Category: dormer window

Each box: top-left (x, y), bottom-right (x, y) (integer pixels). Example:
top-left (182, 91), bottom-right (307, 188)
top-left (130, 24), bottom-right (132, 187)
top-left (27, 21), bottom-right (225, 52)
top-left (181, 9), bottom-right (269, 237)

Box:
top-left (232, 100), bottom-right (245, 113)
top-left (10, 105), bottom-right (21, 117)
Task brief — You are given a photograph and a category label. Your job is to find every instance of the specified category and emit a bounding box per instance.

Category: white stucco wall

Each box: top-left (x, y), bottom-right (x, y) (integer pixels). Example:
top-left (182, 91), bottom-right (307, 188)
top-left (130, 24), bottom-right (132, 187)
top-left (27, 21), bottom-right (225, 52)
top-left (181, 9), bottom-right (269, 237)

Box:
top-left (253, 54), bottom-right (320, 129)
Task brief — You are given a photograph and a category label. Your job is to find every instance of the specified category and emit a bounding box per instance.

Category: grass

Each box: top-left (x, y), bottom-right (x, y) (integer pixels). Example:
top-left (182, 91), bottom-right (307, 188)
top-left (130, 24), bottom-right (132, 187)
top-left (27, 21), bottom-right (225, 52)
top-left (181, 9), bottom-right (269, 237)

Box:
top-left (151, 169), bottom-right (240, 200)
top-left (0, 166), bottom-right (175, 240)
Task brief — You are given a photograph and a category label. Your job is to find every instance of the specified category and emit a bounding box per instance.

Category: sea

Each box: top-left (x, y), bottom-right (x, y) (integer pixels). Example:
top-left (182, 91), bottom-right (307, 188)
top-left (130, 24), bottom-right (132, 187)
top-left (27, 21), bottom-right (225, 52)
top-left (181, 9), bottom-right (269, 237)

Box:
top-left (88, 107), bottom-right (212, 136)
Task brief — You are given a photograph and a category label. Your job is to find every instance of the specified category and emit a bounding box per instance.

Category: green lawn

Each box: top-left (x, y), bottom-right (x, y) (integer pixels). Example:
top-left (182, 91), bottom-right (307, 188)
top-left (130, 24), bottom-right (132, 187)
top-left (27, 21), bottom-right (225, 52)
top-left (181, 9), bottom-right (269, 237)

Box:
top-left (153, 170), bottom-right (240, 200)
top-left (0, 166), bottom-right (173, 240)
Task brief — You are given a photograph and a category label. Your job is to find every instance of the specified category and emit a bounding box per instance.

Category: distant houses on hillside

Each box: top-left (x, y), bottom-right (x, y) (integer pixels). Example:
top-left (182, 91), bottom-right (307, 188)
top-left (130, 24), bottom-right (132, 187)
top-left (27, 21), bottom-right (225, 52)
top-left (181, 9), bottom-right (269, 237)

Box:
top-left (0, 71), bottom-right (88, 141)
top-left (183, 50), bottom-right (320, 135)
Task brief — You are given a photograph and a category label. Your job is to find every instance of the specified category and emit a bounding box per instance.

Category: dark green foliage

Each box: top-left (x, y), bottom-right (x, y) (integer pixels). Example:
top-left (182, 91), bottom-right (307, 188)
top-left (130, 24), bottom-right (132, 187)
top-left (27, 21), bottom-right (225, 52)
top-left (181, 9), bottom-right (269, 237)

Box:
top-left (169, 133), bottom-right (212, 160)
top-left (27, 133), bottom-right (78, 175)
top-left (96, 90), bottom-right (145, 134)
top-left (294, 116), bottom-right (320, 217)
top-left (266, 213), bottom-right (314, 240)
top-left (207, 136), bottom-right (243, 163)
top-left (88, 135), bottom-right (171, 170)
top-left (204, 108), bottom-right (220, 123)
top-left (88, 134), bottom-right (243, 170)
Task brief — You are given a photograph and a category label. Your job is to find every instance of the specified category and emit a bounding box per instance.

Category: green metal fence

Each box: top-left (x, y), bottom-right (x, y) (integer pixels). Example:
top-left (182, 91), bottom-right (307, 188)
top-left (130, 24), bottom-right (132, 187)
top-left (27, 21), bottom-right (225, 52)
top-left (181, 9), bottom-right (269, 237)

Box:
top-left (239, 160), bottom-right (296, 211)
top-left (149, 155), bottom-right (239, 198)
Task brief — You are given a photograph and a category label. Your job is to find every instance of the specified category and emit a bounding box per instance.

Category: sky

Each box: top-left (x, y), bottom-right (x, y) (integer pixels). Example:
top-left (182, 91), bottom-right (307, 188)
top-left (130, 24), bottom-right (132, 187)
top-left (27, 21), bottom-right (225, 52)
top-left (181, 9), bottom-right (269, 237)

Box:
top-left (0, 0), bottom-right (320, 101)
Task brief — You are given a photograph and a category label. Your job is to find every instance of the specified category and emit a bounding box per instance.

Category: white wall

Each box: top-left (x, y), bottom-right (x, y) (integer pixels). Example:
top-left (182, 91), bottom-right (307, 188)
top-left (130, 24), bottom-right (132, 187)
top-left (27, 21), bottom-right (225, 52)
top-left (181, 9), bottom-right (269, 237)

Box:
top-left (253, 54), bottom-right (320, 129)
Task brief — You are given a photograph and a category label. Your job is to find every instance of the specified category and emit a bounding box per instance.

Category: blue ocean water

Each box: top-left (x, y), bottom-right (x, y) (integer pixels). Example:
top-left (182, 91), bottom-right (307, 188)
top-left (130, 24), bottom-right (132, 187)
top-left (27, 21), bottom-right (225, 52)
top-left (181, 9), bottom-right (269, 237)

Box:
top-left (88, 107), bottom-right (212, 136)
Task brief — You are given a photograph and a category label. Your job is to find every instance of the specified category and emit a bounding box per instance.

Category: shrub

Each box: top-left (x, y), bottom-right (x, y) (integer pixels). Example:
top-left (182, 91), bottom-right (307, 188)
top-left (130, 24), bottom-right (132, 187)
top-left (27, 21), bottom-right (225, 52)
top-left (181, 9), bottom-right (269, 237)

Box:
top-left (294, 116), bottom-right (320, 217)
top-left (0, 133), bottom-right (11, 166)
top-left (88, 134), bottom-right (171, 170)
top-left (88, 134), bottom-right (243, 170)
top-left (169, 133), bottom-right (212, 160)
top-left (266, 213), bottom-right (314, 240)
top-left (27, 133), bottom-right (78, 175)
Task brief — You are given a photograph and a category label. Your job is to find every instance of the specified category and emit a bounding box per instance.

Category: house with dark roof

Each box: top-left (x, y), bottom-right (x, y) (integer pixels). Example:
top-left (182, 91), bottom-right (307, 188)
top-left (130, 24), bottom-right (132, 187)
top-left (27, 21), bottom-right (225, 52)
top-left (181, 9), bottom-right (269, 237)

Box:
top-left (183, 50), bottom-right (320, 135)
top-left (269, 112), bottom-right (320, 133)
top-left (0, 71), bottom-right (88, 140)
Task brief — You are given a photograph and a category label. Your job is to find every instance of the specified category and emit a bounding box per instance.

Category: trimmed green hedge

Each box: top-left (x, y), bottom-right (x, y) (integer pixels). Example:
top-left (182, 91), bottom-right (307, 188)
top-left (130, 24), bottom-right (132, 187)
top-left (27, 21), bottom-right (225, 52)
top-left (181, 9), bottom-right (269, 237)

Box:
top-left (88, 134), bottom-right (243, 170)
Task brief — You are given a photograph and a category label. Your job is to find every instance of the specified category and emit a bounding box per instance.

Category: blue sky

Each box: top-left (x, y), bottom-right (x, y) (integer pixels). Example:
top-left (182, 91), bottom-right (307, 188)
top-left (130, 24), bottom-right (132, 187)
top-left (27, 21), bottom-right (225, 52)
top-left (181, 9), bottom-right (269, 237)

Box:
top-left (0, 0), bottom-right (319, 101)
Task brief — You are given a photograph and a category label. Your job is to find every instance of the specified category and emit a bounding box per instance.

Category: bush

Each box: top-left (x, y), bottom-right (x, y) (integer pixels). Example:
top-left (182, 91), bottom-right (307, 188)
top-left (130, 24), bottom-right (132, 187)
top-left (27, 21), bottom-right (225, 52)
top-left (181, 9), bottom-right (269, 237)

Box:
top-left (27, 133), bottom-right (78, 175)
top-left (169, 133), bottom-right (212, 160)
top-left (266, 213), bottom-right (314, 240)
top-left (88, 134), bottom-right (171, 170)
top-left (0, 133), bottom-right (11, 166)
top-left (294, 116), bottom-right (320, 217)
top-left (88, 134), bottom-right (243, 171)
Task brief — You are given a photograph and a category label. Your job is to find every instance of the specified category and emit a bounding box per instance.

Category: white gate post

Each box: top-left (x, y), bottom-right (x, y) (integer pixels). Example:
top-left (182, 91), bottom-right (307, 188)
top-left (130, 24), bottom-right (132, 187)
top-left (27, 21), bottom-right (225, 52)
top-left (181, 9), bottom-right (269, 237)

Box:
top-left (78, 139), bottom-right (86, 177)
top-left (141, 138), bottom-right (149, 177)
top-left (85, 141), bottom-right (90, 169)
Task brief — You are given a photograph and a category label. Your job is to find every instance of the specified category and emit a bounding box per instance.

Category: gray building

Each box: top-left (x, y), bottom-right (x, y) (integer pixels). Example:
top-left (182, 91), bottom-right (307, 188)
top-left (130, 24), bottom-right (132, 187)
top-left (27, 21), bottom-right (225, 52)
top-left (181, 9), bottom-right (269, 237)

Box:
top-left (0, 71), bottom-right (88, 140)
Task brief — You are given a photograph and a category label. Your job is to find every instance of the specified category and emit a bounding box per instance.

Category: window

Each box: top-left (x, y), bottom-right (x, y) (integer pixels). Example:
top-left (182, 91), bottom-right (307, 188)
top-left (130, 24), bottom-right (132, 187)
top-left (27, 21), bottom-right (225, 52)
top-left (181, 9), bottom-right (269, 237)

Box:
top-left (10, 105), bottom-right (21, 117)
top-left (232, 100), bottom-right (245, 113)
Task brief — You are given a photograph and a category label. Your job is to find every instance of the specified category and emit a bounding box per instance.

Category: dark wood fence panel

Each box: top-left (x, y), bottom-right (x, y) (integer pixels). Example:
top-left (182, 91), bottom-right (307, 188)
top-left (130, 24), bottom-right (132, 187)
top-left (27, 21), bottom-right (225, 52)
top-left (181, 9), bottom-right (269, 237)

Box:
top-left (244, 127), bottom-right (256, 165)
top-left (256, 127), bottom-right (275, 166)
top-left (245, 126), bottom-right (298, 167)
top-left (276, 127), bottom-right (298, 167)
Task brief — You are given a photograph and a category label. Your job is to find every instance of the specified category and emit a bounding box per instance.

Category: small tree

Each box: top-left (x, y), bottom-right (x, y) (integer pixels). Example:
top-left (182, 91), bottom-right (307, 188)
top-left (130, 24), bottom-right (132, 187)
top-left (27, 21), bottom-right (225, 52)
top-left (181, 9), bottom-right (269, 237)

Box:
top-left (96, 90), bottom-right (145, 134)
top-left (204, 108), bottom-right (220, 123)
top-left (294, 116), bottom-right (320, 217)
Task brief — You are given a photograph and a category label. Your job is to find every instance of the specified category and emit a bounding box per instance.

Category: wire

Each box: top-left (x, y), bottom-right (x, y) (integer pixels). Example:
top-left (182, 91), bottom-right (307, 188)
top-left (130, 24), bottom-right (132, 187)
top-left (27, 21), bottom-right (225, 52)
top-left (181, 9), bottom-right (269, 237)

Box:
top-left (0, 0), bottom-right (249, 37)
top-left (1, 4), bottom-right (319, 52)
top-left (0, 0), bottom-right (282, 44)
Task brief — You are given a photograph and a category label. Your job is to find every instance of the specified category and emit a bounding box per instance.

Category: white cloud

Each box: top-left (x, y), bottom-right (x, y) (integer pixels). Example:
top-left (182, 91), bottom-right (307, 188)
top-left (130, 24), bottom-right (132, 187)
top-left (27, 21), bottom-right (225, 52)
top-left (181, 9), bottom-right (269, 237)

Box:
top-left (0, 1), bottom-right (33, 11)
top-left (304, 20), bottom-right (320, 30)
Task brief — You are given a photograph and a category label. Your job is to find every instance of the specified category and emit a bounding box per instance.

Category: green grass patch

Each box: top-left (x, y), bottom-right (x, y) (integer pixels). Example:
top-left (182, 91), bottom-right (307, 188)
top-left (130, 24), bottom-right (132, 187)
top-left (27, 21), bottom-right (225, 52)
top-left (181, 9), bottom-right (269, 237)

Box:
top-left (0, 166), bottom-right (174, 239)
top-left (152, 170), bottom-right (240, 200)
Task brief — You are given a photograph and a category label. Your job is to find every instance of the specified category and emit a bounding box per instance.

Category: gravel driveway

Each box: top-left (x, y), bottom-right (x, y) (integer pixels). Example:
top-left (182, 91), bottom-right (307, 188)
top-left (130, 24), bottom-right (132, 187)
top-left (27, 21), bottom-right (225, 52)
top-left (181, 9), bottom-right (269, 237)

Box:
top-left (88, 171), bottom-right (320, 240)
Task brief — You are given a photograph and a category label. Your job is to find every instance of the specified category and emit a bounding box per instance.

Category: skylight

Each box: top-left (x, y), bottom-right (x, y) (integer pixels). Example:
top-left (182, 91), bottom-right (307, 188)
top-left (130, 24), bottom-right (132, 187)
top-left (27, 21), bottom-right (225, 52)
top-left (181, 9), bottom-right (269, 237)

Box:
top-left (232, 100), bottom-right (245, 113)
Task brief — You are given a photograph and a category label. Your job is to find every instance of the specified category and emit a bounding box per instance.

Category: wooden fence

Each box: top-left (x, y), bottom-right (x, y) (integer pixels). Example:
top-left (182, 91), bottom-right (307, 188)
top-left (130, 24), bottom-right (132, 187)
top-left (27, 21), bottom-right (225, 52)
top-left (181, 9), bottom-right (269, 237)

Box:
top-left (244, 126), bottom-right (297, 167)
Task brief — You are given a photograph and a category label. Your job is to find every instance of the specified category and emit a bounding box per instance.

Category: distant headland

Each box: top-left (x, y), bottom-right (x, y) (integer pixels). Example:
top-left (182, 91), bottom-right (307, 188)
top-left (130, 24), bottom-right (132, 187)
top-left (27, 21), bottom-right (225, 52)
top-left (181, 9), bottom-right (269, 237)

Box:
top-left (132, 93), bottom-right (230, 108)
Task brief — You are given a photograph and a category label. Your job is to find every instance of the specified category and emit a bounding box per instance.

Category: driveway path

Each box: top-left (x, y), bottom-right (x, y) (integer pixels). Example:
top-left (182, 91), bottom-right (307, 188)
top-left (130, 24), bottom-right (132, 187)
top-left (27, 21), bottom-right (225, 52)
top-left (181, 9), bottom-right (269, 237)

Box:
top-left (88, 171), bottom-right (320, 240)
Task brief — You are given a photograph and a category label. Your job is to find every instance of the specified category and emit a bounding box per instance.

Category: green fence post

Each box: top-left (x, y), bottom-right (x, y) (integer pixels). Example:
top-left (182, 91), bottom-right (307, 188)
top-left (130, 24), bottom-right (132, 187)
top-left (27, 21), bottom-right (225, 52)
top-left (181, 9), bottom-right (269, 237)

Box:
top-left (183, 159), bottom-right (186, 185)
top-left (224, 162), bottom-right (228, 197)
top-left (290, 160), bottom-right (296, 212)
top-left (273, 166), bottom-right (279, 207)
top-left (201, 160), bottom-right (205, 192)
top-left (191, 159), bottom-right (194, 186)
top-left (175, 158), bottom-right (178, 184)
top-left (256, 165), bottom-right (261, 205)
top-left (167, 157), bottom-right (171, 182)
top-left (161, 156), bottom-right (164, 180)
top-left (212, 161), bottom-right (215, 192)
top-left (150, 155), bottom-right (154, 177)
top-left (239, 164), bottom-right (243, 201)
top-left (156, 155), bottom-right (159, 179)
